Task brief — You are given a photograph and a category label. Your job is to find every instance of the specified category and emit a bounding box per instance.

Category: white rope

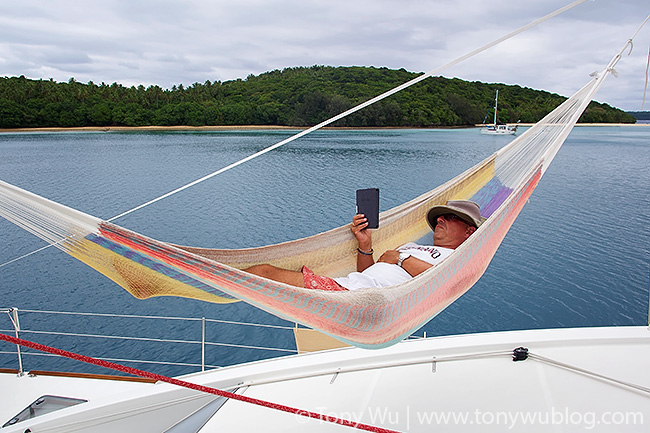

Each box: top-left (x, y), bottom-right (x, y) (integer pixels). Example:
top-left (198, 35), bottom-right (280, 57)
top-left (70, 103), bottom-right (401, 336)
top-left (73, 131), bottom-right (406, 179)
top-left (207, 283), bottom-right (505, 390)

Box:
top-left (238, 348), bottom-right (650, 393)
top-left (0, 244), bottom-right (53, 269)
top-left (492, 12), bottom-right (650, 191)
top-left (642, 45), bottom-right (650, 109)
top-left (529, 352), bottom-right (650, 395)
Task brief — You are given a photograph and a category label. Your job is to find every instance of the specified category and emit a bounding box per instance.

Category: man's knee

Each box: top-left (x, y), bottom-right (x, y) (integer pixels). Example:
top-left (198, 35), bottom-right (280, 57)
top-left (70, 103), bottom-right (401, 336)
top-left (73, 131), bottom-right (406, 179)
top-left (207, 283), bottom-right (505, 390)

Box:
top-left (245, 264), bottom-right (278, 278)
top-left (244, 264), bottom-right (305, 287)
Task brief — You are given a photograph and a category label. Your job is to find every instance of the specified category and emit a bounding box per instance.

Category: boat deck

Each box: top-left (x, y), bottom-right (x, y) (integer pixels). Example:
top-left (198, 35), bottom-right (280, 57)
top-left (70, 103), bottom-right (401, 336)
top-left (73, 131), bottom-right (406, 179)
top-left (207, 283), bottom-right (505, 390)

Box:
top-left (1, 326), bottom-right (648, 432)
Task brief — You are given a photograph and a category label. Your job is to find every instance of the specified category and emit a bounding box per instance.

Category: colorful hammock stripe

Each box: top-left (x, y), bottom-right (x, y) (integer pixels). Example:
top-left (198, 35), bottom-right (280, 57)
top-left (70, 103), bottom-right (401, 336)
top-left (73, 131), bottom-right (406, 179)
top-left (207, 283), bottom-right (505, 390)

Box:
top-left (56, 160), bottom-right (539, 348)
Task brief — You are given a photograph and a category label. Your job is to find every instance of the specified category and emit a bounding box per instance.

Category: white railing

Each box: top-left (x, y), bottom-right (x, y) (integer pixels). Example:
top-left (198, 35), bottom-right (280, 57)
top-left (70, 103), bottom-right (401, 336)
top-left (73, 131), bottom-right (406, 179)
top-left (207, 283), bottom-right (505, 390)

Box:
top-left (0, 307), bottom-right (297, 376)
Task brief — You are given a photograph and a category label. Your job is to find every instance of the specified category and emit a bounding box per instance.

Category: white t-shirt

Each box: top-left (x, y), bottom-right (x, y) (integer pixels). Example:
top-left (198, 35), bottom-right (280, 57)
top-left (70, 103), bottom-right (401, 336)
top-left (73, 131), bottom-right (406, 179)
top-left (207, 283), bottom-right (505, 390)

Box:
top-left (333, 242), bottom-right (454, 291)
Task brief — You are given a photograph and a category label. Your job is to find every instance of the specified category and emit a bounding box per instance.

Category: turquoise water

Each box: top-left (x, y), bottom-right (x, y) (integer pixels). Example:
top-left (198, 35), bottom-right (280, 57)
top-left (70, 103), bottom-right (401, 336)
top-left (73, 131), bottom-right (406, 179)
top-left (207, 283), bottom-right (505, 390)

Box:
top-left (1, 127), bottom-right (649, 375)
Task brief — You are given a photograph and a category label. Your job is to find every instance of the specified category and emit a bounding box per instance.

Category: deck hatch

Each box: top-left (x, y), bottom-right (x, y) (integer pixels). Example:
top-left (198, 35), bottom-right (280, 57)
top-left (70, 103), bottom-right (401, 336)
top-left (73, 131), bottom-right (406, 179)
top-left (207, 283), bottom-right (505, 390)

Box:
top-left (2, 395), bottom-right (87, 428)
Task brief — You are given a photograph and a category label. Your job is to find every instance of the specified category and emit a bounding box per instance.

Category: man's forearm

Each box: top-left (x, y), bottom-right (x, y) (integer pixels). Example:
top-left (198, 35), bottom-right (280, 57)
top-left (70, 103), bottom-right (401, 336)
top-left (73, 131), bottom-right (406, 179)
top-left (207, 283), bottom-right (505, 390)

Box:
top-left (399, 256), bottom-right (433, 277)
top-left (356, 246), bottom-right (375, 272)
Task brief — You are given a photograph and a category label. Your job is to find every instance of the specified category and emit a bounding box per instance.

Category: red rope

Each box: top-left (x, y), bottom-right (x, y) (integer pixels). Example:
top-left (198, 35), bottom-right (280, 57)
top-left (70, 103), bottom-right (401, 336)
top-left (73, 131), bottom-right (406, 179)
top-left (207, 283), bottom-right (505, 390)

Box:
top-left (0, 333), bottom-right (399, 433)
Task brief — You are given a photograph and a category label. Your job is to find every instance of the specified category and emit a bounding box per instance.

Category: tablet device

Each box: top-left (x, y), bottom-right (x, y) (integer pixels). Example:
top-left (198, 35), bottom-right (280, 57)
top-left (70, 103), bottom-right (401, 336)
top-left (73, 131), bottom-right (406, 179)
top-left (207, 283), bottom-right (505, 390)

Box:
top-left (356, 188), bottom-right (379, 229)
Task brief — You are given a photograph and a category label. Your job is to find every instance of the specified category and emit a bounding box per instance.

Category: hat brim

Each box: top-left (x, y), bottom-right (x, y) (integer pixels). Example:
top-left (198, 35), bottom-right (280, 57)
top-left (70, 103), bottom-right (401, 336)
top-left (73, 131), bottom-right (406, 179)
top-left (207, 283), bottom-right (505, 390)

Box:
top-left (426, 205), bottom-right (485, 231)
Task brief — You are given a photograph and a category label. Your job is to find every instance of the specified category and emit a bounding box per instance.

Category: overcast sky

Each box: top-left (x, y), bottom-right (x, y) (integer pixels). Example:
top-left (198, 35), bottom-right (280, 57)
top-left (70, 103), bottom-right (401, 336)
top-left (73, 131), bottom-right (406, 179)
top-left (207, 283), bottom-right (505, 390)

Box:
top-left (1, 0), bottom-right (649, 111)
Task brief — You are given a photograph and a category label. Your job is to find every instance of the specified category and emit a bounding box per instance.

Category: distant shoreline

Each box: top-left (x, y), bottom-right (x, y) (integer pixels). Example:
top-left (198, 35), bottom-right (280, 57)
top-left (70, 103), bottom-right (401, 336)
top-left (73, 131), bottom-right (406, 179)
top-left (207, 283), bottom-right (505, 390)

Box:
top-left (0, 125), bottom-right (299, 133)
top-left (0, 123), bottom-right (647, 133)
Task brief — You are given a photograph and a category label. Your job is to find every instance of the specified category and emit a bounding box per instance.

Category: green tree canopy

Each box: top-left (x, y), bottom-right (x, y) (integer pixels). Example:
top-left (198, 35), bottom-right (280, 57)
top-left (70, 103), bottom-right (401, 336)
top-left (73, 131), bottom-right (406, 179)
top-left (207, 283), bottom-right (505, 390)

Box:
top-left (0, 68), bottom-right (635, 129)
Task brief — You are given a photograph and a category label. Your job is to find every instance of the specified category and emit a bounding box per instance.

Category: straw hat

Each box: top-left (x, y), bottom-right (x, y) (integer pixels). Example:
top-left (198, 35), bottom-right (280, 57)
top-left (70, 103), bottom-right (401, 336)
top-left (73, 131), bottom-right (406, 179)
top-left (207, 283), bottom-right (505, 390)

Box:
top-left (426, 200), bottom-right (486, 230)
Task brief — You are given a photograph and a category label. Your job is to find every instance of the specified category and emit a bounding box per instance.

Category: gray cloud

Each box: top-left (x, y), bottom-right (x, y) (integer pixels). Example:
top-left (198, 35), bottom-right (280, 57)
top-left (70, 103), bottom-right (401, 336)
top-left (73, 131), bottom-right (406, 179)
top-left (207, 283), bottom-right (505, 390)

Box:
top-left (1, 0), bottom-right (648, 110)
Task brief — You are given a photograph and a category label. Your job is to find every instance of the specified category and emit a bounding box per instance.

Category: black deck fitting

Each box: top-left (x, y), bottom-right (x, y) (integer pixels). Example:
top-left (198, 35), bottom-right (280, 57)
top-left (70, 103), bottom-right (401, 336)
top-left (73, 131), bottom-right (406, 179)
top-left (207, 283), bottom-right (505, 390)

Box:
top-left (512, 346), bottom-right (529, 362)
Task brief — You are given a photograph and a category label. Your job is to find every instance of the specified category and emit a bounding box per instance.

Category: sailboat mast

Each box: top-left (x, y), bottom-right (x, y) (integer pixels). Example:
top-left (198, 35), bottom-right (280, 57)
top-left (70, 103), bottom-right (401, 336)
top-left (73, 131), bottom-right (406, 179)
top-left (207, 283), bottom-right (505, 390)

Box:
top-left (494, 89), bottom-right (498, 125)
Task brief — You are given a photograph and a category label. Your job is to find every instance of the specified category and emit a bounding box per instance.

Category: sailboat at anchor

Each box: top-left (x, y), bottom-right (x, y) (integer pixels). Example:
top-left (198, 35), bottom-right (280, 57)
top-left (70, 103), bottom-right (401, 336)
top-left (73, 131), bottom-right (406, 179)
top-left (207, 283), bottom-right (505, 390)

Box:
top-left (481, 89), bottom-right (518, 135)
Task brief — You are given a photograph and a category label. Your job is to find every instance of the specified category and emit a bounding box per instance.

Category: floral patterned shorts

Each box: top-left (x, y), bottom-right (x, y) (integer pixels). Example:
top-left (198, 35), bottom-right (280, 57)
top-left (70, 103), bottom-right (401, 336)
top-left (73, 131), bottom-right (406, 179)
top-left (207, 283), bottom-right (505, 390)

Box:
top-left (301, 266), bottom-right (348, 291)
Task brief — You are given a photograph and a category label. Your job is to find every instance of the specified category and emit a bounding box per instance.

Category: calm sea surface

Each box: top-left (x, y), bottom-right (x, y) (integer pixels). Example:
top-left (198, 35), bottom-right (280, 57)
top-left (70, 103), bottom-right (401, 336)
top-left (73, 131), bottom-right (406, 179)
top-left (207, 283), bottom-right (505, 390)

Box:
top-left (1, 127), bottom-right (649, 376)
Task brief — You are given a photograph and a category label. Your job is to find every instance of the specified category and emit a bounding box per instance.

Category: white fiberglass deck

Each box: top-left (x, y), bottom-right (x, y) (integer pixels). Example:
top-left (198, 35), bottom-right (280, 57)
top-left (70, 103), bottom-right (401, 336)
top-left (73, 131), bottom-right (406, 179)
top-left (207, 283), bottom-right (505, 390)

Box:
top-left (1, 326), bottom-right (648, 432)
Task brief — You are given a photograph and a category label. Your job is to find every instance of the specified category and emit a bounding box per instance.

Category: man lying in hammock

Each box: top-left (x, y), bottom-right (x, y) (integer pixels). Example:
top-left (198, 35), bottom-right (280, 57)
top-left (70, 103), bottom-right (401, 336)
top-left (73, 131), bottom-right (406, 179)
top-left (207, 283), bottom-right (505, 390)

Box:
top-left (245, 200), bottom-right (484, 291)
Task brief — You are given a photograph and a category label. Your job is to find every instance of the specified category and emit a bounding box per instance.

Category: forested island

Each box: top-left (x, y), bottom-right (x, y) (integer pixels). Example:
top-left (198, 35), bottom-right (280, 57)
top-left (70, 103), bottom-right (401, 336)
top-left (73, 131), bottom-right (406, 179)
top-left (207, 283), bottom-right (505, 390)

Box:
top-left (0, 66), bottom-right (636, 129)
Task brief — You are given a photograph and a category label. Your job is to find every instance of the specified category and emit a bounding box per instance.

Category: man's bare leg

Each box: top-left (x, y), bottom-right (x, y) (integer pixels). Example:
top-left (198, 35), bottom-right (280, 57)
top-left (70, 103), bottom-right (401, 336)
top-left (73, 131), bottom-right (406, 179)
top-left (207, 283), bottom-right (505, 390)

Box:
top-left (243, 264), bottom-right (306, 287)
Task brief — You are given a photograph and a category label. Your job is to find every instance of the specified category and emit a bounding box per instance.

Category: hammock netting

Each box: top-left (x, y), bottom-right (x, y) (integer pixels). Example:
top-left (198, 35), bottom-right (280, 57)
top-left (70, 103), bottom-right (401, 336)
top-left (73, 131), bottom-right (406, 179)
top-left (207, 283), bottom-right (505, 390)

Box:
top-left (0, 42), bottom-right (624, 348)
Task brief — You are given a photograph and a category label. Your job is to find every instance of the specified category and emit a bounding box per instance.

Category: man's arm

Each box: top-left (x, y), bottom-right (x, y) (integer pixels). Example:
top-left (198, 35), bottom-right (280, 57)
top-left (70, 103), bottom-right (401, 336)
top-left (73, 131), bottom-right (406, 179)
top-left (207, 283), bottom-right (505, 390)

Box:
top-left (351, 214), bottom-right (375, 272)
top-left (377, 250), bottom-right (433, 277)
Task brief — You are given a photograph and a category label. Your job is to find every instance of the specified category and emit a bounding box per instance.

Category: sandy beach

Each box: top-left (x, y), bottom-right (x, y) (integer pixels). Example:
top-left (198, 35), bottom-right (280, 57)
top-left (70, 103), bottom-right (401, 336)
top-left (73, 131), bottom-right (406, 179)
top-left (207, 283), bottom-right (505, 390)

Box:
top-left (512, 122), bottom-right (649, 127)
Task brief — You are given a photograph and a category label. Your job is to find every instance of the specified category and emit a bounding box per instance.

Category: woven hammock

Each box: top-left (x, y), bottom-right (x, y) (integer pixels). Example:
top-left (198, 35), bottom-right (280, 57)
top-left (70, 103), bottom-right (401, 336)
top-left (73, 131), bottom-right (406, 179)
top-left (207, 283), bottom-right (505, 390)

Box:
top-left (0, 27), bottom-right (635, 348)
